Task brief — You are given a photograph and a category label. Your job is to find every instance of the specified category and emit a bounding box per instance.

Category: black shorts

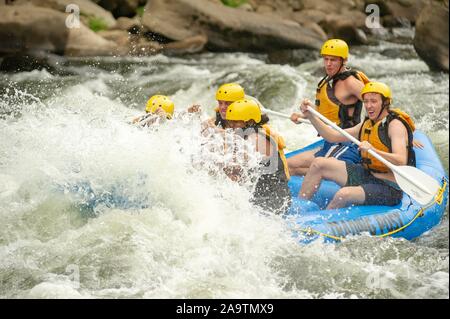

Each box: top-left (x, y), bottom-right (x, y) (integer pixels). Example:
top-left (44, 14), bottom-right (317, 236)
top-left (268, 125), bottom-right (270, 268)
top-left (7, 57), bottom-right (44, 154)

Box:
top-left (345, 163), bottom-right (403, 206)
top-left (252, 175), bottom-right (291, 215)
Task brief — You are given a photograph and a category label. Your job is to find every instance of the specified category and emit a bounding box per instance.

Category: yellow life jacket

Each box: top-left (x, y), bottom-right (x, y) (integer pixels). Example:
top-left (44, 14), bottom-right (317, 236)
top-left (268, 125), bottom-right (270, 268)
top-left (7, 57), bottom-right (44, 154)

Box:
top-left (260, 124), bottom-right (290, 181)
top-left (315, 69), bottom-right (370, 129)
top-left (359, 109), bottom-right (416, 173)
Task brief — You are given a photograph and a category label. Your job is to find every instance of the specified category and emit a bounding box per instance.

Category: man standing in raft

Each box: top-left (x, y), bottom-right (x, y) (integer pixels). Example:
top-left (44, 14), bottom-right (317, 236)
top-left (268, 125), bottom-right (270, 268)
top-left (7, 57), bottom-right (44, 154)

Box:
top-left (298, 82), bottom-right (416, 209)
top-left (288, 39), bottom-right (370, 176)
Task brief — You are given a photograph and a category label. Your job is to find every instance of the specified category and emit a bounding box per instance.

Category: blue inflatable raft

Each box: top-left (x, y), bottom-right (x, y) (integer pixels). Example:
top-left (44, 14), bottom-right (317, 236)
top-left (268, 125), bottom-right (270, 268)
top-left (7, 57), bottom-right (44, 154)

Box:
top-left (285, 130), bottom-right (448, 243)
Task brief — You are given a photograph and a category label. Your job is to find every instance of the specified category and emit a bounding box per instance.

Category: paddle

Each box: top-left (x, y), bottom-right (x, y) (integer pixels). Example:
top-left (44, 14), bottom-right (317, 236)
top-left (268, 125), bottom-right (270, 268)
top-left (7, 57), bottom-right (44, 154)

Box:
top-left (263, 108), bottom-right (312, 125)
top-left (305, 105), bottom-right (440, 206)
top-left (245, 95), bottom-right (311, 124)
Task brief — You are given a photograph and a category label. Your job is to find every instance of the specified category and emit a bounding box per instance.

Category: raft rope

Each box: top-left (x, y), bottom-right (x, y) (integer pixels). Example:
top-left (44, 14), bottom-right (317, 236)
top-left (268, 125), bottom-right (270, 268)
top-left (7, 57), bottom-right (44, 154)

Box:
top-left (296, 177), bottom-right (449, 242)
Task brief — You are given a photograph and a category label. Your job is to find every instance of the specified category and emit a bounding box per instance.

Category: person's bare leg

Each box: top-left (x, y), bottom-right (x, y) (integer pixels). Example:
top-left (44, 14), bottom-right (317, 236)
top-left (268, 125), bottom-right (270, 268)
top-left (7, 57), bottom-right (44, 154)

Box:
top-left (327, 186), bottom-right (366, 209)
top-left (287, 149), bottom-right (317, 176)
top-left (298, 157), bottom-right (348, 199)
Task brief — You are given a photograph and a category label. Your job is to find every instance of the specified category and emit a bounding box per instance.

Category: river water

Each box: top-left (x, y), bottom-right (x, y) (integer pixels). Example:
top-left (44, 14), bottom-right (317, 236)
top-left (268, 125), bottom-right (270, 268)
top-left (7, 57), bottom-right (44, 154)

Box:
top-left (0, 39), bottom-right (448, 298)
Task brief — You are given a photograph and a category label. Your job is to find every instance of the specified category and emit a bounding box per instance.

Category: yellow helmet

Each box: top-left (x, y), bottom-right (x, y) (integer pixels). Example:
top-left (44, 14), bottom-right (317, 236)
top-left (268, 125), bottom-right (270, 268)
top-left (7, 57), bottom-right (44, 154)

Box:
top-left (215, 83), bottom-right (245, 102)
top-left (145, 95), bottom-right (167, 113)
top-left (225, 99), bottom-right (261, 123)
top-left (145, 95), bottom-right (165, 113)
top-left (361, 82), bottom-right (392, 101)
top-left (320, 39), bottom-right (349, 59)
top-left (145, 95), bottom-right (175, 117)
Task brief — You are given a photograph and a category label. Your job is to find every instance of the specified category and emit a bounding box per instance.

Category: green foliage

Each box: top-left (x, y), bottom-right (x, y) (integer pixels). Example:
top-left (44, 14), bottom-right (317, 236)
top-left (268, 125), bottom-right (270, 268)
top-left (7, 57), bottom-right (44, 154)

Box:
top-left (221, 0), bottom-right (247, 8)
top-left (136, 6), bottom-right (145, 17)
top-left (88, 17), bottom-right (108, 33)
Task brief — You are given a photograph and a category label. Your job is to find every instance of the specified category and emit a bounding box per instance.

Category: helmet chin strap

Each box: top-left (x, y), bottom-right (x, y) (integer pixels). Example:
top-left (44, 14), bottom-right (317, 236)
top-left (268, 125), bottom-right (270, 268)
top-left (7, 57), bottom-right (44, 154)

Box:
top-left (374, 99), bottom-right (389, 122)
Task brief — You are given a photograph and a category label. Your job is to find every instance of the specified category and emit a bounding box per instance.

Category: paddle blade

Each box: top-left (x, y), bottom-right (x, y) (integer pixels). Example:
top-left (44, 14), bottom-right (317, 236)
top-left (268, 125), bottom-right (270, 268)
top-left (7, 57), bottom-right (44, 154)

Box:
top-left (393, 166), bottom-right (441, 206)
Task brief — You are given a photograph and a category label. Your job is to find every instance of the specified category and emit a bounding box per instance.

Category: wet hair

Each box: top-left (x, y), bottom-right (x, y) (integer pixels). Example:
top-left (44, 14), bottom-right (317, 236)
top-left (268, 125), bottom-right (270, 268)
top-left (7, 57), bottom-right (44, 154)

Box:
top-left (244, 113), bottom-right (270, 129)
top-left (260, 113), bottom-right (270, 125)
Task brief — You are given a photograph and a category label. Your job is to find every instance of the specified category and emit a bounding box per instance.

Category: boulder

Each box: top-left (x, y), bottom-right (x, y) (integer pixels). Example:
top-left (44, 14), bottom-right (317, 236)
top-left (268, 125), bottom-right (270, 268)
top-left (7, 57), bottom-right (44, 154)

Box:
top-left (255, 4), bottom-right (275, 15)
top-left (237, 3), bottom-right (254, 12)
top-left (373, 0), bottom-right (428, 26)
top-left (286, 0), bottom-right (303, 11)
top-left (128, 37), bottom-right (162, 56)
top-left (142, 0), bottom-right (325, 52)
top-left (11, 0), bottom-right (116, 28)
top-left (354, 0), bottom-right (428, 28)
top-left (65, 23), bottom-right (120, 56)
top-left (320, 11), bottom-right (369, 44)
top-left (301, 0), bottom-right (341, 12)
top-left (302, 22), bottom-right (328, 41)
top-left (291, 9), bottom-right (327, 25)
top-left (248, 0), bottom-right (302, 14)
top-left (113, 16), bottom-right (143, 34)
top-left (97, 29), bottom-right (131, 46)
top-left (413, 0), bottom-right (449, 72)
top-left (95, 0), bottom-right (140, 18)
top-left (0, 5), bottom-right (69, 55)
top-left (0, 5), bottom-right (119, 57)
top-left (162, 35), bottom-right (208, 55)
top-left (0, 51), bottom-right (69, 74)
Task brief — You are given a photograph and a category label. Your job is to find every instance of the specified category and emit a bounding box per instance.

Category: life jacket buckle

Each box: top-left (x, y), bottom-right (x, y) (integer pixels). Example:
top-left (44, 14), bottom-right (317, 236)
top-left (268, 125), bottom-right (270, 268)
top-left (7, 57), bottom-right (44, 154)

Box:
top-left (435, 178), bottom-right (448, 205)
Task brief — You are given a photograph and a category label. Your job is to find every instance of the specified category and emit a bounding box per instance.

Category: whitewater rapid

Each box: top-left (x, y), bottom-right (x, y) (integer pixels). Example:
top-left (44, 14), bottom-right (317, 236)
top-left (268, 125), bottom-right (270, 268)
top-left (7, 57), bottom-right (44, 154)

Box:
top-left (0, 40), bottom-right (448, 298)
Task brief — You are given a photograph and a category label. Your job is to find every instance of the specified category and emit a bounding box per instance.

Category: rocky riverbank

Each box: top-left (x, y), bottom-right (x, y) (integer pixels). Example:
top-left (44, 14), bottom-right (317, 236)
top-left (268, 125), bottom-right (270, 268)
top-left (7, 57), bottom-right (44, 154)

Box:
top-left (0, 0), bottom-right (448, 72)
